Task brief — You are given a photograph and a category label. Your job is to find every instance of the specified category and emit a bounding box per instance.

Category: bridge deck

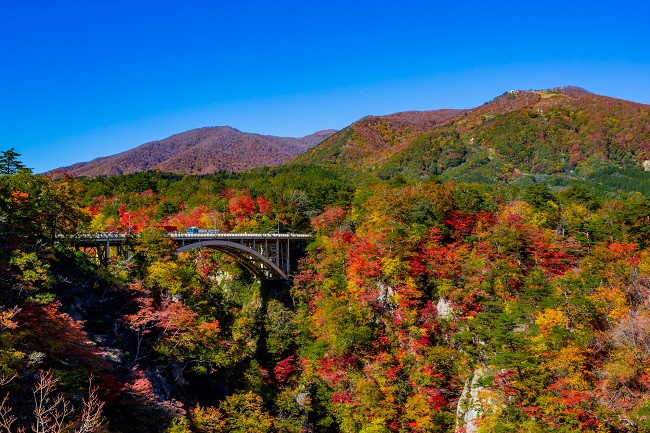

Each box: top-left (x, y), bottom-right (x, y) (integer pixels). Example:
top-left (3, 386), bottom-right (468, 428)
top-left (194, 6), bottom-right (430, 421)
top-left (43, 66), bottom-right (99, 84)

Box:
top-left (70, 232), bottom-right (313, 280)
top-left (73, 232), bottom-right (312, 243)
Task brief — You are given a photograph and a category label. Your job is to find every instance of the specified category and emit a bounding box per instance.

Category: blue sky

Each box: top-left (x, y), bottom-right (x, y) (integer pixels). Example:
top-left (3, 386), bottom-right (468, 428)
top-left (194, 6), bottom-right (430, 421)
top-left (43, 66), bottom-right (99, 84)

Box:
top-left (2, 1), bottom-right (649, 173)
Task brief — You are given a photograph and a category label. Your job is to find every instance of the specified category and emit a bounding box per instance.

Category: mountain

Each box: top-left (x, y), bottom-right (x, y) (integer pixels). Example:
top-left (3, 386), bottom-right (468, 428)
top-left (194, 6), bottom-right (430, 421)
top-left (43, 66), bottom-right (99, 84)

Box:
top-left (52, 127), bottom-right (337, 177)
top-left (297, 87), bottom-right (650, 189)
top-left (291, 109), bottom-right (467, 171)
top-left (52, 87), bottom-right (650, 188)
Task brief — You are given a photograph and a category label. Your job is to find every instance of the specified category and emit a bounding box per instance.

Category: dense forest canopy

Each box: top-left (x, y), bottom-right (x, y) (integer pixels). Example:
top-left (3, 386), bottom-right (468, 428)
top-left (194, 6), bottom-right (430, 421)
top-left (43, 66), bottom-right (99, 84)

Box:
top-left (2, 88), bottom-right (650, 432)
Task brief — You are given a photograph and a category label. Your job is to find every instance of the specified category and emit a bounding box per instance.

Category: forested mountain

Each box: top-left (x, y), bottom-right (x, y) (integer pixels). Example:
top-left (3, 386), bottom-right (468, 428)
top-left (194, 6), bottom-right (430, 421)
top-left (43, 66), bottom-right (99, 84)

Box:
top-left (292, 109), bottom-right (467, 170)
top-left (4, 88), bottom-right (650, 432)
top-left (298, 87), bottom-right (650, 192)
top-left (51, 86), bottom-right (650, 186)
top-left (380, 87), bottom-right (650, 184)
top-left (52, 127), bottom-right (336, 177)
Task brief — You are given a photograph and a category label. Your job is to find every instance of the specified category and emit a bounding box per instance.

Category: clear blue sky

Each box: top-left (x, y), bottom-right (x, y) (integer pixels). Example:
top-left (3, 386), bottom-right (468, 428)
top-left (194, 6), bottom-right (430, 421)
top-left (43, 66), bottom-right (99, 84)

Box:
top-left (2, 0), bottom-right (649, 173)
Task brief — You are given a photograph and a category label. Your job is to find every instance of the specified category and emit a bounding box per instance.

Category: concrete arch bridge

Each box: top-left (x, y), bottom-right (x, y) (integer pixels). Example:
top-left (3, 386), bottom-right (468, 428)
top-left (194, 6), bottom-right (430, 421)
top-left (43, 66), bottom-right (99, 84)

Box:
top-left (72, 232), bottom-right (313, 280)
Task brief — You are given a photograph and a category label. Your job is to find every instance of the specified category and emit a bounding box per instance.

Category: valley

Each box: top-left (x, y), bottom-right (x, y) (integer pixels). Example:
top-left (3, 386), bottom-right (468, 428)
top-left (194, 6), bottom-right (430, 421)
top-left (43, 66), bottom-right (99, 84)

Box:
top-left (2, 87), bottom-right (650, 432)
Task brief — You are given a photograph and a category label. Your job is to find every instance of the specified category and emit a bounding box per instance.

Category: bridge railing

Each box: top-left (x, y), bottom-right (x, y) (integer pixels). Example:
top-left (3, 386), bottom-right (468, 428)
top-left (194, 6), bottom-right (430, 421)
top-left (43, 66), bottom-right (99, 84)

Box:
top-left (167, 232), bottom-right (313, 239)
top-left (68, 232), bottom-right (313, 240)
top-left (65, 232), bottom-right (128, 241)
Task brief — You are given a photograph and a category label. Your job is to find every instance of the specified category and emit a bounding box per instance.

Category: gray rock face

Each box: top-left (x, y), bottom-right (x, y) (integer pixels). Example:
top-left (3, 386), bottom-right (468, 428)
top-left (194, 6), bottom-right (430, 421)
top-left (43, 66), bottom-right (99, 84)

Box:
top-left (456, 366), bottom-right (494, 433)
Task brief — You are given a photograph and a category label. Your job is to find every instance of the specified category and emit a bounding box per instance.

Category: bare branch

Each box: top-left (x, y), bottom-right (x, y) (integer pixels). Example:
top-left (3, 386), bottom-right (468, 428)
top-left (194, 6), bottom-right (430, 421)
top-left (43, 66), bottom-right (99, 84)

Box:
top-left (74, 375), bottom-right (104, 433)
top-left (0, 370), bottom-right (104, 433)
top-left (32, 370), bottom-right (73, 433)
top-left (0, 393), bottom-right (17, 433)
top-left (0, 373), bottom-right (17, 388)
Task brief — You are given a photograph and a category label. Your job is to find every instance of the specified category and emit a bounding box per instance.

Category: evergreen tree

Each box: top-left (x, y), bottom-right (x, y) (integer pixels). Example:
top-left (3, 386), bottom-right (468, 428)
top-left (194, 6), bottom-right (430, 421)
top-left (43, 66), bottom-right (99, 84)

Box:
top-left (0, 147), bottom-right (27, 174)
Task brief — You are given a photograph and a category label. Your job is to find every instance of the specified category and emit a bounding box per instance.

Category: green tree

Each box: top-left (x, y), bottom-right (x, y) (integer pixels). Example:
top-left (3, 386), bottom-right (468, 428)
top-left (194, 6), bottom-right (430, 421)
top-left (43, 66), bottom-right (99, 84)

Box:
top-left (264, 299), bottom-right (295, 359)
top-left (0, 170), bottom-right (90, 248)
top-left (0, 148), bottom-right (27, 175)
top-left (522, 183), bottom-right (557, 211)
top-left (38, 174), bottom-right (92, 245)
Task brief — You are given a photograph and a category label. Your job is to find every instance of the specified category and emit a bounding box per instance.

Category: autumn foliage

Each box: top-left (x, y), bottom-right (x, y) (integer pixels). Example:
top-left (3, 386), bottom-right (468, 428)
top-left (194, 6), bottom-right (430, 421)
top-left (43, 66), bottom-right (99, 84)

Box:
top-left (6, 94), bottom-right (650, 433)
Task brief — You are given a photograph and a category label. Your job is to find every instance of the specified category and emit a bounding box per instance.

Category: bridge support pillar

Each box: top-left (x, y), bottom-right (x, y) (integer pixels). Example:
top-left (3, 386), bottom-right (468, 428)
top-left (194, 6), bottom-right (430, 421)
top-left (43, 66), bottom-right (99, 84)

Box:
top-left (116, 244), bottom-right (130, 260)
top-left (286, 239), bottom-right (290, 274)
top-left (93, 242), bottom-right (108, 266)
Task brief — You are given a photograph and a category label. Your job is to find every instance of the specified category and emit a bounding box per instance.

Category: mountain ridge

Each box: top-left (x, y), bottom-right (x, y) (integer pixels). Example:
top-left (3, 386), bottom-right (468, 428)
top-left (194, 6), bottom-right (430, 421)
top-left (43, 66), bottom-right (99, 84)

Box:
top-left (52, 126), bottom-right (337, 177)
top-left (295, 86), bottom-right (650, 187)
top-left (52, 86), bottom-right (650, 183)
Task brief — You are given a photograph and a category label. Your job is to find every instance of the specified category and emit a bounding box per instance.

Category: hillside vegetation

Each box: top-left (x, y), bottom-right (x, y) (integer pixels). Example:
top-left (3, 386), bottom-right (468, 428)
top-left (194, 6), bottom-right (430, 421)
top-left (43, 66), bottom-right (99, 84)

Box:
top-left (3, 88), bottom-right (650, 432)
top-left (293, 110), bottom-right (466, 171)
top-left (298, 87), bottom-right (650, 194)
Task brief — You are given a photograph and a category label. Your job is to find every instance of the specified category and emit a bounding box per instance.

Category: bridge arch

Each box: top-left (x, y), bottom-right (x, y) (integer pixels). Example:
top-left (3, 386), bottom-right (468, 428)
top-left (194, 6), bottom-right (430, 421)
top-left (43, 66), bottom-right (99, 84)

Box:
top-left (176, 240), bottom-right (288, 280)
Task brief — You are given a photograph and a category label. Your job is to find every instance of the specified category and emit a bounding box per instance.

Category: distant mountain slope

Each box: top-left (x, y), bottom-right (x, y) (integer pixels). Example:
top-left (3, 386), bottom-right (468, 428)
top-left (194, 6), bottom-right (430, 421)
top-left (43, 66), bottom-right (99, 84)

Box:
top-left (291, 109), bottom-right (467, 171)
top-left (53, 127), bottom-right (336, 177)
top-left (376, 87), bottom-right (650, 183)
top-left (295, 87), bottom-right (650, 189)
top-left (52, 87), bottom-right (650, 187)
